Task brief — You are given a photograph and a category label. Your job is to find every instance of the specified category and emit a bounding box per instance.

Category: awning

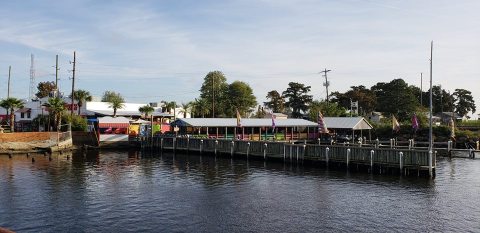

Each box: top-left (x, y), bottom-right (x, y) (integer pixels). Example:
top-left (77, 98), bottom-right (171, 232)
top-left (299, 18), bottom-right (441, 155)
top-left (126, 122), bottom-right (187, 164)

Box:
top-left (16, 108), bottom-right (32, 113)
top-left (99, 123), bottom-right (129, 128)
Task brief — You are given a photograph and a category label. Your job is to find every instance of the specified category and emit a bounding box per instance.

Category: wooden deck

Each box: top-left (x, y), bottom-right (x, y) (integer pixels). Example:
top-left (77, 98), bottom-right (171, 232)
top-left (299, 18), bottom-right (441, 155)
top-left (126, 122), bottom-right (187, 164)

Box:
top-left (134, 137), bottom-right (436, 177)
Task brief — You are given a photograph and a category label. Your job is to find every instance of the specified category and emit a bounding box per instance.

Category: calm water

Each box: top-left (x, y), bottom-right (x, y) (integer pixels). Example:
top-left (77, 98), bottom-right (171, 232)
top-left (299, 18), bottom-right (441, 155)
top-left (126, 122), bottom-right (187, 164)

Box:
top-left (1, 150), bottom-right (480, 232)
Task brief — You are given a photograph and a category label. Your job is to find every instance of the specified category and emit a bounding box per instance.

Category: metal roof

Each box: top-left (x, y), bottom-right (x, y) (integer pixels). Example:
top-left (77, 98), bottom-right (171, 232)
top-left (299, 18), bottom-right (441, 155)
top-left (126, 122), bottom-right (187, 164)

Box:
top-left (173, 118), bottom-right (317, 127)
top-left (173, 117), bottom-right (373, 130)
top-left (323, 117), bottom-right (373, 130)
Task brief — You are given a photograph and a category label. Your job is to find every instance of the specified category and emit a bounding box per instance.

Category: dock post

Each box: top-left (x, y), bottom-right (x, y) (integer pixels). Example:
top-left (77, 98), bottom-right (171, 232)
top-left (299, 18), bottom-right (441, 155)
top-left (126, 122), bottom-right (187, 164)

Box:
top-left (173, 137), bottom-right (177, 151)
top-left (346, 148), bottom-right (351, 168)
top-left (447, 140), bottom-right (452, 152)
top-left (375, 139), bottom-right (379, 148)
top-left (370, 150), bottom-right (374, 172)
top-left (428, 150), bottom-right (433, 177)
top-left (215, 140), bottom-right (218, 156)
top-left (230, 141), bottom-right (235, 157)
top-left (283, 144), bottom-right (286, 161)
top-left (200, 140), bottom-right (203, 154)
top-left (469, 149), bottom-right (473, 159)
top-left (187, 137), bottom-right (190, 152)
top-left (326, 147), bottom-right (329, 164)
top-left (263, 143), bottom-right (267, 160)
top-left (160, 138), bottom-right (164, 151)
top-left (300, 145), bottom-right (305, 162)
top-left (247, 142), bottom-right (250, 158)
top-left (408, 139), bottom-right (412, 150)
top-left (318, 138), bottom-right (320, 145)
top-left (390, 139), bottom-right (394, 148)
top-left (399, 152), bottom-right (404, 174)
top-left (477, 141), bottom-right (479, 150)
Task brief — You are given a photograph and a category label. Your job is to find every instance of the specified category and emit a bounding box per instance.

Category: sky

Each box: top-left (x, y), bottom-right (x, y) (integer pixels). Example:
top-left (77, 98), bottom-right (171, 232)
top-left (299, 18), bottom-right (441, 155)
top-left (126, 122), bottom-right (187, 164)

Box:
top-left (0, 0), bottom-right (479, 117)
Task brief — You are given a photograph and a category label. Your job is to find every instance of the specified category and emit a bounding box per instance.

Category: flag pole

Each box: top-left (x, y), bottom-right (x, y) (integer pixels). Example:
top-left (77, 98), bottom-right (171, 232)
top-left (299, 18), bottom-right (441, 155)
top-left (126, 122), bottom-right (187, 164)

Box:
top-left (428, 41), bottom-right (433, 152)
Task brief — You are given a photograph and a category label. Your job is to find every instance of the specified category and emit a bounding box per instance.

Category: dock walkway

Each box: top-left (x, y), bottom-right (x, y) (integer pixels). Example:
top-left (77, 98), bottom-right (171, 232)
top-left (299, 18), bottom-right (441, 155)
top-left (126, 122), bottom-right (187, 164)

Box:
top-left (135, 137), bottom-right (436, 177)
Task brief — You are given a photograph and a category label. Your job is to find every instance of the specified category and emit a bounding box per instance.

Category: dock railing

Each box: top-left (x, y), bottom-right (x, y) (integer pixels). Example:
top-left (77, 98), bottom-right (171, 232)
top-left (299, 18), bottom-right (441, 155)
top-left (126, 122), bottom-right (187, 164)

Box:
top-left (136, 137), bottom-right (436, 177)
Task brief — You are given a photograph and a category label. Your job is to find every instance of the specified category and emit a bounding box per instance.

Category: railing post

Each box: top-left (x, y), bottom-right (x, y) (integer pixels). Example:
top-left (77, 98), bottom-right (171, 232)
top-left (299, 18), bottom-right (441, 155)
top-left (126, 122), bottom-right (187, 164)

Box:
top-left (263, 143), bottom-right (268, 160)
top-left (187, 137), bottom-right (190, 151)
top-left (408, 139), bottom-right (412, 150)
top-left (346, 148), bottom-right (351, 168)
top-left (375, 139), bottom-right (379, 148)
top-left (428, 150), bottom-right (433, 177)
top-left (390, 139), bottom-right (394, 148)
top-left (200, 139), bottom-right (203, 154)
top-left (173, 137), bottom-right (177, 151)
top-left (370, 150), bottom-right (374, 172)
top-left (326, 147), bottom-right (329, 164)
top-left (447, 140), bottom-right (452, 152)
top-left (317, 138), bottom-right (321, 145)
top-left (215, 140), bottom-right (218, 156)
top-left (230, 141), bottom-right (235, 157)
top-left (247, 142), bottom-right (250, 158)
top-left (399, 152), bottom-right (404, 174)
top-left (160, 138), bottom-right (164, 151)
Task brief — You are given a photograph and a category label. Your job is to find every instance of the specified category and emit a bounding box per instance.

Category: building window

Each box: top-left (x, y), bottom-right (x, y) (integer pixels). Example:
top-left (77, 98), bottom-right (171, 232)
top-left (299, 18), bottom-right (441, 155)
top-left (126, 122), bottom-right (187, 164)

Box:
top-left (21, 112), bottom-right (25, 118)
top-left (27, 112), bottom-right (31, 118)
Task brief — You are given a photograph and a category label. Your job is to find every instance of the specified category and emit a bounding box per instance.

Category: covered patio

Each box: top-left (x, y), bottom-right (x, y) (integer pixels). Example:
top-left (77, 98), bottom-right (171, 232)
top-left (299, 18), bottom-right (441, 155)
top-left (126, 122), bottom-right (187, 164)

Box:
top-left (171, 118), bottom-right (319, 141)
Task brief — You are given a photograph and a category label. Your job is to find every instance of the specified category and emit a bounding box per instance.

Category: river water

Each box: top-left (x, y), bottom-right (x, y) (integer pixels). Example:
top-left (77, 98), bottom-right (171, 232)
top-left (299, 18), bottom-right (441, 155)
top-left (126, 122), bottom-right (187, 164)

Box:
top-left (1, 150), bottom-right (479, 232)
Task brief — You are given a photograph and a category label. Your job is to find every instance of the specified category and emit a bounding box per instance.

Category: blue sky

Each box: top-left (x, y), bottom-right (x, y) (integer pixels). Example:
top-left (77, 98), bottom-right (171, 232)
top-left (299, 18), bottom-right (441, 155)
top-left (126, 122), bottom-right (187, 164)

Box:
top-left (0, 0), bottom-right (479, 116)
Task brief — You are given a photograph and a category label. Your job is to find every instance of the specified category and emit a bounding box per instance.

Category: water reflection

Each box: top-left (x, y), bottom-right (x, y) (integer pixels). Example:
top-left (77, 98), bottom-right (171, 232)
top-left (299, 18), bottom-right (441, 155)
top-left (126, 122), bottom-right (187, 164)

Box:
top-left (1, 151), bottom-right (479, 232)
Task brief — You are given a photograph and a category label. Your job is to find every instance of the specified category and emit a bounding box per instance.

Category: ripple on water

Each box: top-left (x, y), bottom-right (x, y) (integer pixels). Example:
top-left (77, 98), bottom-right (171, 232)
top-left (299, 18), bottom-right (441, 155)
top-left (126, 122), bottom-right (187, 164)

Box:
top-left (1, 152), bottom-right (480, 232)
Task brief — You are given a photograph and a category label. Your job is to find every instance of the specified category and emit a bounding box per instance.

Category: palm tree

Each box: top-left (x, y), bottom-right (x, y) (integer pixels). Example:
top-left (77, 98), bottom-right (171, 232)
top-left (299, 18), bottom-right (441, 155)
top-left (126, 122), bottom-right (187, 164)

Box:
top-left (193, 98), bottom-right (210, 118)
top-left (0, 97), bottom-right (24, 132)
top-left (71, 89), bottom-right (92, 115)
top-left (102, 91), bottom-right (125, 117)
top-left (139, 105), bottom-right (154, 118)
top-left (43, 97), bottom-right (65, 131)
top-left (178, 102), bottom-right (191, 118)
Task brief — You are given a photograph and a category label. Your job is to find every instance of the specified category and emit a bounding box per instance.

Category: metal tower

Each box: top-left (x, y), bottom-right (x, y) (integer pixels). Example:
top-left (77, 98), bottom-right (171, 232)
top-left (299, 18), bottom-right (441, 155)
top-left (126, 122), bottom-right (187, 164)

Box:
top-left (29, 54), bottom-right (36, 100)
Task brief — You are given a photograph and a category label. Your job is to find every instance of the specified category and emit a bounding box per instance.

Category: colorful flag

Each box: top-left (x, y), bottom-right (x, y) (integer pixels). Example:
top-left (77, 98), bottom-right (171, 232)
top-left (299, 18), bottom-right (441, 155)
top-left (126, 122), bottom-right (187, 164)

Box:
top-left (412, 113), bottom-right (419, 131)
top-left (318, 111), bottom-right (329, 134)
top-left (392, 115), bottom-right (400, 132)
top-left (236, 109), bottom-right (242, 127)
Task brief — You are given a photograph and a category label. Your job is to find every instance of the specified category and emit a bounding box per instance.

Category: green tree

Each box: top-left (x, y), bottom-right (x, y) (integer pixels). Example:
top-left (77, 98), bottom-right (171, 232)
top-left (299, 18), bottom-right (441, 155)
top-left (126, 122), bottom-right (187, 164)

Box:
top-left (178, 102), bottom-right (191, 118)
top-left (0, 97), bottom-right (24, 132)
top-left (264, 90), bottom-right (285, 113)
top-left (371, 79), bottom-right (418, 120)
top-left (102, 91), bottom-right (125, 117)
top-left (282, 82), bottom-right (313, 118)
top-left (428, 85), bottom-right (454, 113)
top-left (226, 81), bottom-right (257, 117)
top-left (253, 105), bottom-right (266, 118)
top-left (43, 97), bottom-right (65, 131)
top-left (330, 85), bottom-right (377, 115)
top-left (192, 98), bottom-right (210, 118)
top-left (36, 81), bottom-right (57, 99)
top-left (71, 89), bottom-right (92, 115)
top-left (453, 89), bottom-right (476, 117)
top-left (62, 114), bottom-right (88, 131)
top-left (199, 71), bottom-right (229, 117)
top-left (308, 100), bottom-right (347, 120)
top-left (139, 105), bottom-right (154, 118)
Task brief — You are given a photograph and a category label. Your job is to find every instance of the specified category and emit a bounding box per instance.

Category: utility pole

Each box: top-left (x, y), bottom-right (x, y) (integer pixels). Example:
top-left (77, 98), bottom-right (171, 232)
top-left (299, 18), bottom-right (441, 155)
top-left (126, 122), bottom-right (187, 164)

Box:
top-left (29, 54), bottom-right (36, 100)
top-left (55, 55), bottom-right (59, 97)
top-left (7, 66), bottom-right (11, 98)
top-left (420, 72), bottom-right (423, 106)
top-left (320, 69), bottom-right (332, 103)
top-left (212, 76), bottom-right (215, 118)
top-left (429, 41), bottom-right (433, 152)
top-left (70, 51), bottom-right (76, 117)
top-left (440, 84), bottom-right (443, 113)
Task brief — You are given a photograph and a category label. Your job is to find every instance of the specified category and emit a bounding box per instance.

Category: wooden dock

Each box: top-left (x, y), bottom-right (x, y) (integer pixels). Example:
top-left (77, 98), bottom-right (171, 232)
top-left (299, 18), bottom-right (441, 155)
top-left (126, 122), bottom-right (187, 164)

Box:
top-left (134, 137), bottom-right (436, 177)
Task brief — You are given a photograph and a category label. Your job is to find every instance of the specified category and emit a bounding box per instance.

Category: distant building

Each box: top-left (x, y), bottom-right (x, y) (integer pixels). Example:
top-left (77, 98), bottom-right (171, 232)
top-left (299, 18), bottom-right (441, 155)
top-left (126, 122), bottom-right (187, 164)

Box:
top-left (264, 112), bottom-right (288, 120)
top-left (437, 112), bottom-right (466, 123)
top-left (367, 112), bottom-right (384, 123)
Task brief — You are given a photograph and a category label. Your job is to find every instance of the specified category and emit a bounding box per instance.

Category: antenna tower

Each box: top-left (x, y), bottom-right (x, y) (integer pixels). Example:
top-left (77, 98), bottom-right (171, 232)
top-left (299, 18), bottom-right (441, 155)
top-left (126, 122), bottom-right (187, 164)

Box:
top-left (29, 54), bottom-right (36, 100)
